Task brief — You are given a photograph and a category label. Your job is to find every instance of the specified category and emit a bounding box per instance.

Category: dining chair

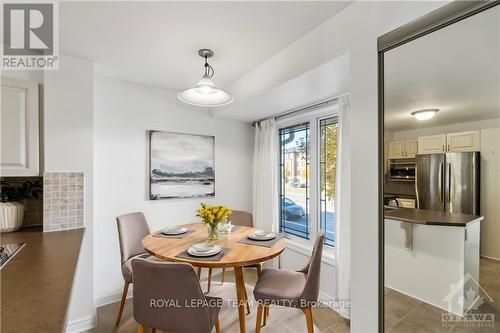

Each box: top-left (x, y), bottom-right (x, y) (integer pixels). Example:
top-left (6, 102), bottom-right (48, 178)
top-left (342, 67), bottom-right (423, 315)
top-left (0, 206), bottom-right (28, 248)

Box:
top-left (206, 210), bottom-right (260, 315)
top-left (253, 233), bottom-right (325, 333)
top-left (217, 210), bottom-right (262, 287)
top-left (115, 212), bottom-right (157, 326)
top-left (132, 258), bottom-right (222, 333)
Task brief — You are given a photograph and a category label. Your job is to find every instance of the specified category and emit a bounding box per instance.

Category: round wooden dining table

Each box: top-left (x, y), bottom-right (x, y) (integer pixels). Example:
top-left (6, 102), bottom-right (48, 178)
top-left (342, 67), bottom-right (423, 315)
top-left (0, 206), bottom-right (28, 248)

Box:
top-left (142, 223), bottom-right (285, 333)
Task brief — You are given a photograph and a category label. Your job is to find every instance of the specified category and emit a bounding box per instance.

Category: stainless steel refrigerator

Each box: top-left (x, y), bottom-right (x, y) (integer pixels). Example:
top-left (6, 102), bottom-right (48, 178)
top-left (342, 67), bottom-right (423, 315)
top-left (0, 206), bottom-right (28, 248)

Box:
top-left (415, 152), bottom-right (480, 214)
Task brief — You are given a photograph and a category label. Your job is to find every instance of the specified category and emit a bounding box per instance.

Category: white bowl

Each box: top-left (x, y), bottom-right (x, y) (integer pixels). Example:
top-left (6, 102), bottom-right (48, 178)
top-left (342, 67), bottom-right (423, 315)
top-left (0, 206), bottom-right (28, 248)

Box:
top-left (253, 230), bottom-right (269, 237)
top-left (192, 243), bottom-right (214, 252)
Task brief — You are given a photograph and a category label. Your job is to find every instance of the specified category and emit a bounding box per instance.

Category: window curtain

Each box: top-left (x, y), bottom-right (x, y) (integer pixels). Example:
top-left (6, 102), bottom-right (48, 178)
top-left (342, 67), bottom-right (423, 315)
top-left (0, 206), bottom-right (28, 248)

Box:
top-left (252, 118), bottom-right (279, 231)
top-left (336, 95), bottom-right (351, 319)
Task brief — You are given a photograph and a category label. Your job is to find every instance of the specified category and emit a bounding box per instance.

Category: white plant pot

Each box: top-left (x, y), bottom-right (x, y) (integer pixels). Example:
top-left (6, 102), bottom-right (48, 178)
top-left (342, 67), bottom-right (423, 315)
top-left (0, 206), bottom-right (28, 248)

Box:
top-left (0, 202), bottom-right (24, 233)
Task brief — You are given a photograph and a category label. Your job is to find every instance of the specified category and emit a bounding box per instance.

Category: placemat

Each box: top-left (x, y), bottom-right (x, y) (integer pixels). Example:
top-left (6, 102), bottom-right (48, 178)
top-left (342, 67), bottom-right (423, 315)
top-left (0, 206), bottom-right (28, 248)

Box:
top-left (175, 247), bottom-right (231, 261)
top-left (152, 229), bottom-right (195, 239)
top-left (237, 233), bottom-right (285, 248)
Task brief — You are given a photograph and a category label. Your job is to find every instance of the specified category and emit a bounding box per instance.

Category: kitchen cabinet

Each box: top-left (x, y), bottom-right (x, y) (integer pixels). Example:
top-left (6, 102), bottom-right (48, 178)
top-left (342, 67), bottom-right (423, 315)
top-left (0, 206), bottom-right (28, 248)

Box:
top-left (446, 130), bottom-right (480, 152)
top-left (418, 134), bottom-right (446, 154)
top-left (389, 139), bottom-right (418, 159)
top-left (0, 78), bottom-right (40, 176)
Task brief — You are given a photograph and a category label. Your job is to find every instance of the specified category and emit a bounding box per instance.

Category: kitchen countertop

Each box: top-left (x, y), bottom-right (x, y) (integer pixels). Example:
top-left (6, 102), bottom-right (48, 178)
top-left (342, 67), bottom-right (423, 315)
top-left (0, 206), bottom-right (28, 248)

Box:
top-left (385, 207), bottom-right (483, 227)
top-left (1, 226), bottom-right (84, 333)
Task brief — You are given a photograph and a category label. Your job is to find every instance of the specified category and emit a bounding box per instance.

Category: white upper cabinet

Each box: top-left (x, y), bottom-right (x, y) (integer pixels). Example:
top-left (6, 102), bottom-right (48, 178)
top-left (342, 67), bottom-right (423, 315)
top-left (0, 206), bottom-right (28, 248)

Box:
top-left (389, 139), bottom-right (418, 159)
top-left (1, 78), bottom-right (40, 176)
top-left (446, 130), bottom-right (480, 152)
top-left (418, 134), bottom-right (446, 154)
top-left (389, 141), bottom-right (405, 159)
top-left (405, 139), bottom-right (418, 158)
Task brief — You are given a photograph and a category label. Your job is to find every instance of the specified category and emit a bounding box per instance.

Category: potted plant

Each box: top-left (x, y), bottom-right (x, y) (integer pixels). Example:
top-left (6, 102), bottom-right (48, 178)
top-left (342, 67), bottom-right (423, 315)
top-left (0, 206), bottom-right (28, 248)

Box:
top-left (0, 180), bottom-right (42, 233)
top-left (196, 203), bottom-right (232, 241)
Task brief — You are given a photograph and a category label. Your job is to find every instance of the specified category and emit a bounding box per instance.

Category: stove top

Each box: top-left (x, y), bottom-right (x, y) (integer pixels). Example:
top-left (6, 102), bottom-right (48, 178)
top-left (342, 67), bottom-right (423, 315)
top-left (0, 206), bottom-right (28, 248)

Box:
top-left (0, 242), bottom-right (26, 269)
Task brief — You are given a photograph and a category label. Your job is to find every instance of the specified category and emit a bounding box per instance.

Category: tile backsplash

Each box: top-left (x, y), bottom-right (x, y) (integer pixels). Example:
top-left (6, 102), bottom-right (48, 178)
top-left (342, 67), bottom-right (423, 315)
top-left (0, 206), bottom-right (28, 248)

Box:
top-left (43, 172), bottom-right (84, 232)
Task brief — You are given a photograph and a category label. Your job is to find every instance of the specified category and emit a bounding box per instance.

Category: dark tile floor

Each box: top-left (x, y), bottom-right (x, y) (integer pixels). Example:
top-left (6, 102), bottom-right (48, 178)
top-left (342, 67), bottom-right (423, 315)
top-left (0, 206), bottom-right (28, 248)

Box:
top-left (385, 258), bottom-right (500, 333)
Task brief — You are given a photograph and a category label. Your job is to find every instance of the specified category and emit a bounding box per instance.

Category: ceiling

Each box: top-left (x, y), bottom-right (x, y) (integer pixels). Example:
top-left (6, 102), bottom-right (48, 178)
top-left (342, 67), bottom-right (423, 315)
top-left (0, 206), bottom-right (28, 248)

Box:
top-left (213, 53), bottom-right (350, 122)
top-left (60, 1), bottom-right (351, 92)
top-left (384, 6), bottom-right (499, 131)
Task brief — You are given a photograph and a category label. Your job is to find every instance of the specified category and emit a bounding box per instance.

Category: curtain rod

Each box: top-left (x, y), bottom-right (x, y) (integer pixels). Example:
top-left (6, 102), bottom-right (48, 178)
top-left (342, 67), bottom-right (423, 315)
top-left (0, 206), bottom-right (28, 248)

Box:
top-left (252, 94), bottom-right (347, 127)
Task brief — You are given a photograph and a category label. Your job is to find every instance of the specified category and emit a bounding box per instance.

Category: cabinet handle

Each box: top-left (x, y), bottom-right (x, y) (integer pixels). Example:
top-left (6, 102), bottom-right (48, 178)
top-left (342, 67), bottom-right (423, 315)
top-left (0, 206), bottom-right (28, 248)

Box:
top-left (442, 145), bottom-right (445, 152)
top-left (448, 144), bottom-right (450, 151)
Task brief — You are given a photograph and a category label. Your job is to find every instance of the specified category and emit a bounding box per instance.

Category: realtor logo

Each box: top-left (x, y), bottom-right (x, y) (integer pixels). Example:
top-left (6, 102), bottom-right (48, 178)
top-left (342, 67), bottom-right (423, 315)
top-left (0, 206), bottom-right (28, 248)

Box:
top-left (1, 1), bottom-right (58, 70)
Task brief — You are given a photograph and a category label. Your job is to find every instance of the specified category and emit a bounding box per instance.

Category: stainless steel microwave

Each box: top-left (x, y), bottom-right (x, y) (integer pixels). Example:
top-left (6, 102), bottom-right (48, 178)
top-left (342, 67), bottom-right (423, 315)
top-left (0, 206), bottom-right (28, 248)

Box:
top-left (389, 160), bottom-right (416, 181)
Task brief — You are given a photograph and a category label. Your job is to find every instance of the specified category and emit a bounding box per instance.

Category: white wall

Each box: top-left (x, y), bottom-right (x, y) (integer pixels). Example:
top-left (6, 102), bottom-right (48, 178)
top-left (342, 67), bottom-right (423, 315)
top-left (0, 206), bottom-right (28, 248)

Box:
top-left (93, 76), bottom-right (254, 303)
top-left (222, 1), bottom-right (447, 331)
top-left (43, 55), bottom-right (95, 328)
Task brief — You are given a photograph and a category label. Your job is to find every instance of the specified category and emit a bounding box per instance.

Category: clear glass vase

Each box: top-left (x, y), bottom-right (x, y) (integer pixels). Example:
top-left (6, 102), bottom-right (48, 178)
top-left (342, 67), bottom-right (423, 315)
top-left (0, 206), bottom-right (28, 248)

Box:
top-left (207, 224), bottom-right (219, 241)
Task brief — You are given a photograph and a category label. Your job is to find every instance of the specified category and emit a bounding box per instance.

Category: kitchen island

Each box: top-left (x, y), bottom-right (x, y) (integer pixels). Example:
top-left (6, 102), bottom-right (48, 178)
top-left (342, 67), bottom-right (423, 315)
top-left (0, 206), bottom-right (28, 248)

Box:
top-left (0, 227), bottom-right (84, 333)
top-left (385, 208), bottom-right (483, 315)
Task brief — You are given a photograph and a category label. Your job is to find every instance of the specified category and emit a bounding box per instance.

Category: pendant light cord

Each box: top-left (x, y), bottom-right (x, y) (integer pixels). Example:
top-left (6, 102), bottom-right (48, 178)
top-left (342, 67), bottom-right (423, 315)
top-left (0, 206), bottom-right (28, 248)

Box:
top-left (204, 56), bottom-right (215, 78)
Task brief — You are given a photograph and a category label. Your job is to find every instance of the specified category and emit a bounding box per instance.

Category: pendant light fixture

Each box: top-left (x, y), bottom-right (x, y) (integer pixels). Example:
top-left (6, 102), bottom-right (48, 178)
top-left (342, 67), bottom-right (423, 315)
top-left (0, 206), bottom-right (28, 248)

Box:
top-left (177, 49), bottom-right (233, 107)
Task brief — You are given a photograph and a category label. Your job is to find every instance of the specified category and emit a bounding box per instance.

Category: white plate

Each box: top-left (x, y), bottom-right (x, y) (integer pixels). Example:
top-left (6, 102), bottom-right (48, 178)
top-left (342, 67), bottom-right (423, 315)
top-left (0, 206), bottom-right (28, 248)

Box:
top-left (188, 245), bottom-right (222, 257)
top-left (248, 232), bottom-right (277, 241)
top-left (161, 227), bottom-right (188, 235)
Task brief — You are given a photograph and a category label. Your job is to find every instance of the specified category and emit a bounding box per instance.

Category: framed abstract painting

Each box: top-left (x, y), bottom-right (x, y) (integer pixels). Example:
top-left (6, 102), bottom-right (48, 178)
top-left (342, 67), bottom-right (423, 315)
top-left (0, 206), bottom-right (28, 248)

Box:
top-left (149, 130), bottom-right (215, 199)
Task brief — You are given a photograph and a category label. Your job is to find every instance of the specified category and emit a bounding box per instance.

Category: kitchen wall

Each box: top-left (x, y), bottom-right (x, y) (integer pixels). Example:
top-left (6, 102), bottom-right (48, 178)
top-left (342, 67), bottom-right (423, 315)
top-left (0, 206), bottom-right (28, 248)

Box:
top-left (93, 76), bottom-right (254, 305)
top-left (224, 2), bottom-right (446, 330)
top-left (44, 55), bottom-right (95, 330)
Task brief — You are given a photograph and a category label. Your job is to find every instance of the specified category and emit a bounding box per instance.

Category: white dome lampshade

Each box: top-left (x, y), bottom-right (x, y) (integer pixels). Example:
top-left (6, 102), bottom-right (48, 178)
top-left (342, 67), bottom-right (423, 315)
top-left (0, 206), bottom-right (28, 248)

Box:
top-left (178, 49), bottom-right (233, 107)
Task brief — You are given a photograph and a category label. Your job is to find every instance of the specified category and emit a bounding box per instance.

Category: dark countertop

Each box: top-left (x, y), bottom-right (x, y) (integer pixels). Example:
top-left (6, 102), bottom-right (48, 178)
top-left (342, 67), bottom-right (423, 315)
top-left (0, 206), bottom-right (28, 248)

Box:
top-left (1, 226), bottom-right (84, 333)
top-left (385, 207), bottom-right (483, 227)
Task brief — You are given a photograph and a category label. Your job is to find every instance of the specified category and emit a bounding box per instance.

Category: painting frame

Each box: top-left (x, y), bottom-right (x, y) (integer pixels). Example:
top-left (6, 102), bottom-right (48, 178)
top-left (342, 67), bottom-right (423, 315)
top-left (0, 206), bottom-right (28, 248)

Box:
top-left (149, 130), bottom-right (215, 200)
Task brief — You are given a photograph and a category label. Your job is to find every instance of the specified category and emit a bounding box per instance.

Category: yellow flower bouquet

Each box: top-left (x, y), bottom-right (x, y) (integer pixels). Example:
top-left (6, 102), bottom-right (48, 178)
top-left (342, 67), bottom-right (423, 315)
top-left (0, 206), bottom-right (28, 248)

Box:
top-left (196, 203), bottom-right (232, 240)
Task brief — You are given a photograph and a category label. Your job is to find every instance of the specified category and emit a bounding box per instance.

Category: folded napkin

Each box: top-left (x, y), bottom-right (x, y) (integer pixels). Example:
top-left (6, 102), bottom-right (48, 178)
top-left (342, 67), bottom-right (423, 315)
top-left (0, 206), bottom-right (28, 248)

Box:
top-left (175, 247), bottom-right (231, 261)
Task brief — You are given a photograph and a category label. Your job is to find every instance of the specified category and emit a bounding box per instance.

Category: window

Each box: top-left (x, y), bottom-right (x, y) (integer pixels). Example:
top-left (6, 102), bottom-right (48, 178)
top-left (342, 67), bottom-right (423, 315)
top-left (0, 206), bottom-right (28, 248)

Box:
top-left (279, 123), bottom-right (310, 239)
top-left (319, 117), bottom-right (338, 247)
top-left (278, 110), bottom-right (339, 247)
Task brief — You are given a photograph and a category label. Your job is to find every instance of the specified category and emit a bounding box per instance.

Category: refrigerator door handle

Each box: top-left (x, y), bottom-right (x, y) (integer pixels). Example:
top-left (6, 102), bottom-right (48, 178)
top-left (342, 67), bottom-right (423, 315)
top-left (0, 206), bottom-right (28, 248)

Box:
top-left (447, 163), bottom-right (452, 203)
top-left (438, 162), bottom-right (443, 202)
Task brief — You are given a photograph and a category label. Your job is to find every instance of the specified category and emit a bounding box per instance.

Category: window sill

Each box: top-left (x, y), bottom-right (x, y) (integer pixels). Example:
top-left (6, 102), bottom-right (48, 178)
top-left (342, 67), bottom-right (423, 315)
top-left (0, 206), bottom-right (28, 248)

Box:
top-left (284, 238), bottom-right (336, 266)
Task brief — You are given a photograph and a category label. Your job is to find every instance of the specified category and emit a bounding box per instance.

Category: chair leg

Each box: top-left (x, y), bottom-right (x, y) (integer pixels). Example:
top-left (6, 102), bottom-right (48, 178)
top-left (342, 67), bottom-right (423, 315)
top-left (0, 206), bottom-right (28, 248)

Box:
top-left (136, 324), bottom-right (144, 333)
top-left (197, 267), bottom-right (202, 280)
top-left (152, 329), bottom-right (156, 333)
top-left (255, 304), bottom-right (264, 333)
top-left (263, 305), bottom-right (269, 326)
top-left (215, 319), bottom-right (221, 333)
top-left (256, 264), bottom-right (262, 277)
top-left (243, 283), bottom-right (250, 315)
top-left (115, 282), bottom-right (129, 326)
top-left (303, 307), bottom-right (314, 333)
top-left (207, 267), bottom-right (213, 293)
top-left (221, 268), bottom-right (225, 284)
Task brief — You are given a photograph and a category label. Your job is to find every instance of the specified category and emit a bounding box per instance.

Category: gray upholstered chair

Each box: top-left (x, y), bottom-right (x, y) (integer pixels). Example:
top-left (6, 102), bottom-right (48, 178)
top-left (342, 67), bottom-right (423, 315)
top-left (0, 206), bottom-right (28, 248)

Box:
top-left (132, 258), bottom-right (222, 333)
top-left (206, 210), bottom-right (260, 315)
top-left (253, 233), bottom-right (325, 333)
top-left (115, 212), bottom-right (157, 325)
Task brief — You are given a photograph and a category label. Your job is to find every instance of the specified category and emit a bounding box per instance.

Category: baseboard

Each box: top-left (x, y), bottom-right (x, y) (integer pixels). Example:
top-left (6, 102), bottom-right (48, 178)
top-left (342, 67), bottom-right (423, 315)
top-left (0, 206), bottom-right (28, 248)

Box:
top-left (96, 284), bottom-right (133, 307)
top-left (65, 315), bottom-right (96, 333)
top-left (319, 290), bottom-right (350, 319)
top-left (481, 255), bottom-right (500, 262)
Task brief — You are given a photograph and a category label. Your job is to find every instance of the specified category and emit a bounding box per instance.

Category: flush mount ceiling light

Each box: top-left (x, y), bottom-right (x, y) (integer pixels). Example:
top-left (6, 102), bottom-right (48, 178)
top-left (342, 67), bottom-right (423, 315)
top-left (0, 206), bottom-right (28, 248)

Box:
top-left (411, 109), bottom-right (440, 121)
top-left (177, 49), bottom-right (233, 107)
